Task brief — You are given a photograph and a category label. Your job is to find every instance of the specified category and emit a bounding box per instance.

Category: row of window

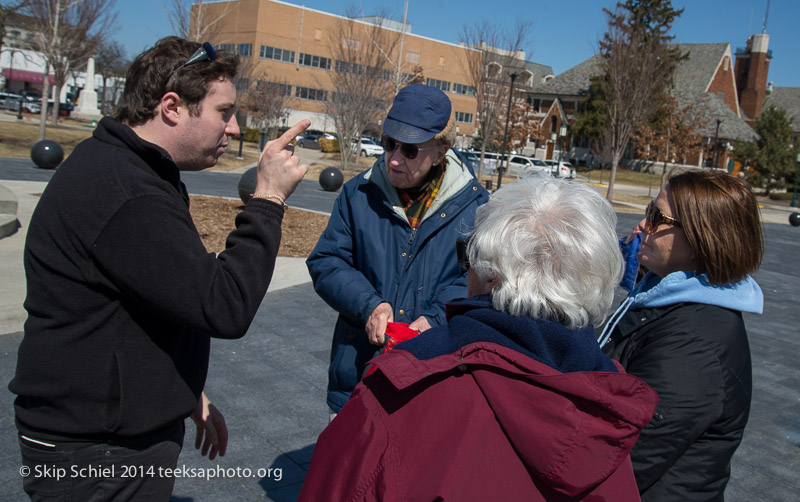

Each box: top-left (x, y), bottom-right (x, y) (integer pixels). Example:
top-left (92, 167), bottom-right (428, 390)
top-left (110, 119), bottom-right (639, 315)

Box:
top-left (238, 79), bottom-right (474, 119)
top-left (246, 45), bottom-right (477, 99)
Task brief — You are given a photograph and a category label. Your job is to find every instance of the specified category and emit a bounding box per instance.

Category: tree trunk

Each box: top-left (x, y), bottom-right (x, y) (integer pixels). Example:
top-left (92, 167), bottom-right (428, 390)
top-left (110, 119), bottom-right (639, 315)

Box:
top-left (50, 82), bottom-right (61, 125)
top-left (37, 72), bottom-right (49, 141)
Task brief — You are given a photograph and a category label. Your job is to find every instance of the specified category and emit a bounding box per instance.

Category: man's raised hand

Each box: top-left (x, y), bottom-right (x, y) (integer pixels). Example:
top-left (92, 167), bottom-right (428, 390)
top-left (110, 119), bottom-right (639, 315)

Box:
top-left (254, 120), bottom-right (312, 203)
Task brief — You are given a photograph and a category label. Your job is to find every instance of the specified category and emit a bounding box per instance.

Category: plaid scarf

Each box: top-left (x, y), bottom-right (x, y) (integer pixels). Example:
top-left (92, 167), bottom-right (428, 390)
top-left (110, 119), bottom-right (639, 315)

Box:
top-left (397, 159), bottom-right (447, 228)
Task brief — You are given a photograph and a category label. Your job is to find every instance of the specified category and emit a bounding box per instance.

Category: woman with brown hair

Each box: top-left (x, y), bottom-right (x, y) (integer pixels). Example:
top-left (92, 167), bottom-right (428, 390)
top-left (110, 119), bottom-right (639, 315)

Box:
top-left (599, 169), bottom-right (765, 501)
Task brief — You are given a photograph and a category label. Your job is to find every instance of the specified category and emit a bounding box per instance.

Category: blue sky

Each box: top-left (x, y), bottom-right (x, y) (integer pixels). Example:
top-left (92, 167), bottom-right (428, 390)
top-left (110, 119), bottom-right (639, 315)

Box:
top-left (115, 0), bottom-right (799, 87)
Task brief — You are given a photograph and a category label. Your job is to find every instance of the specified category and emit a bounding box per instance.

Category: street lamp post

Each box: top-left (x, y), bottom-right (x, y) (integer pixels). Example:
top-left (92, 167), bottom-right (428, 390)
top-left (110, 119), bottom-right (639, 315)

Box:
top-left (791, 152), bottom-right (800, 208)
top-left (712, 119), bottom-right (721, 168)
top-left (558, 124), bottom-right (567, 161)
top-left (497, 71), bottom-right (519, 190)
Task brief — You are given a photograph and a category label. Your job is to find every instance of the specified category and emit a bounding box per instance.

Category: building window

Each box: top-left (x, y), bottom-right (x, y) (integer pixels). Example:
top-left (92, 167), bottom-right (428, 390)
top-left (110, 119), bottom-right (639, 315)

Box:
top-left (453, 83), bottom-right (475, 96)
top-left (335, 60), bottom-right (363, 75)
top-left (455, 111), bottom-right (473, 124)
top-left (237, 44), bottom-right (252, 56)
top-left (295, 86), bottom-right (328, 102)
top-left (260, 45), bottom-right (295, 63)
top-left (426, 78), bottom-right (450, 92)
top-left (367, 66), bottom-right (394, 81)
top-left (298, 52), bottom-right (332, 70)
top-left (343, 37), bottom-right (360, 50)
top-left (218, 44), bottom-right (235, 53)
top-left (405, 51), bottom-right (420, 64)
top-left (256, 80), bottom-right (292, 97)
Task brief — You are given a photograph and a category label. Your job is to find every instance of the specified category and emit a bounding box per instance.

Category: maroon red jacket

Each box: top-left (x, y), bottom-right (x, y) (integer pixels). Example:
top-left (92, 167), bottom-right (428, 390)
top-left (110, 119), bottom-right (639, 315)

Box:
top-left (299, 300), bottom-right (657, 501)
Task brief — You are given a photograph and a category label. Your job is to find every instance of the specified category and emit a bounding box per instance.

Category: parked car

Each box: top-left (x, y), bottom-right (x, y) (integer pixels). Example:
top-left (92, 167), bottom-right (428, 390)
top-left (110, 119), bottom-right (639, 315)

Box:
top-left (507, 155), bottom-right (549, 178)
top-left (297, 131), bottom-right (323, 149)
top-left (0, 91), bottom-right (22, 111)
top-left (481, 152), bottom-right (503, 174)
top-left (544, 160), bottom-right (575, 178)
top-left (352, 137), bottom-right (384, 157)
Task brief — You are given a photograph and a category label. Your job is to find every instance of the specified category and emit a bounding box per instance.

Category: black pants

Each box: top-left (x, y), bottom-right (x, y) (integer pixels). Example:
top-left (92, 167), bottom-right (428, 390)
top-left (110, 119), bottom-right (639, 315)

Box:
top-left (18, 422), bottom-right (184, 501)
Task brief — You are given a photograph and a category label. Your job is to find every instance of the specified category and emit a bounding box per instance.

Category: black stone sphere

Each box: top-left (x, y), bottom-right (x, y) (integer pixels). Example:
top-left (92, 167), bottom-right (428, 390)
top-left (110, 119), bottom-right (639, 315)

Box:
top-left (237, 166), bottom-right (257, 204)
top-left (319, 166), bottom-right (343, 192)
top-left (31, 140), bottom-right (64, 169)
top-left (790, 212), bottom-right (800, 227)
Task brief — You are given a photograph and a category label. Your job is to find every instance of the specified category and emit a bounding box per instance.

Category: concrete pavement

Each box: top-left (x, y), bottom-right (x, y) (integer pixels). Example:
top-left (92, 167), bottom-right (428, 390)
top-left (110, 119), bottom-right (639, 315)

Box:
top-left (0, 158), bottom-right (798, 501)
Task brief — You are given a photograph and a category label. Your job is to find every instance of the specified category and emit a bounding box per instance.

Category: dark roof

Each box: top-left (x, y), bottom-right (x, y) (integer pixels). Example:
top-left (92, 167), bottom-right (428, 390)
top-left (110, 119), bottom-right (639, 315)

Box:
top-left (531, 43), bottom-right (729, 97)
top-left (529, 54), bottom-right (601, 95)
top-left (675, 90), bottom-right (757, 141)
top-left (672, 43), bottom-right (729, 94)
top-left (762, 87), bottom-right (800, 133)
top-left (485, 53), bottom-right (554, 88)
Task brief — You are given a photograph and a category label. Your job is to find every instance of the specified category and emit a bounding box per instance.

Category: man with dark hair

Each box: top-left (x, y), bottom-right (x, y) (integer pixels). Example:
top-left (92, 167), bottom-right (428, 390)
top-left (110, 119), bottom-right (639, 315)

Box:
top-left (9, 36), bottom-right (309, 500)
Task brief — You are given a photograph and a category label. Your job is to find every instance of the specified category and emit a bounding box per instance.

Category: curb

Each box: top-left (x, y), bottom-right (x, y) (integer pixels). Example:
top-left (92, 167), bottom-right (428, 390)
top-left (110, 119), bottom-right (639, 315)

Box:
top-left (0, 183), bottom-right (19, 239)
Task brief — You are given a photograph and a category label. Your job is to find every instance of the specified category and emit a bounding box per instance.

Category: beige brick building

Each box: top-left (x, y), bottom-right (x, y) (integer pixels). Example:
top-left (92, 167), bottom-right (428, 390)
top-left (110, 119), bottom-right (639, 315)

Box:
top-left (196, 0), bottom-right (482, 140)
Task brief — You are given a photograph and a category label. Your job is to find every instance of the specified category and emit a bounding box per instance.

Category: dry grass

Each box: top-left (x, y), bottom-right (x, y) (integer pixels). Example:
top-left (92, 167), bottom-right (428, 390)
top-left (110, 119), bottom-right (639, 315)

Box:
top-left (189, 195), bottom-right (329, 257)
top-left (0, 115), bottom-right (94, 158)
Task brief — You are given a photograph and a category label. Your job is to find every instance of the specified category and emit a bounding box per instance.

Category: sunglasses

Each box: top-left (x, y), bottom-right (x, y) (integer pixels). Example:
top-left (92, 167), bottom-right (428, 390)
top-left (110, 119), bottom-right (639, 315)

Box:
top-left (172, 42), bottom-right (218, 75)
top-left (645, 200), bottom-right (681, 230)
top-left (381, 134), bottom-right (439, 160)
top-left (456, 238), bottom-right (470, 272)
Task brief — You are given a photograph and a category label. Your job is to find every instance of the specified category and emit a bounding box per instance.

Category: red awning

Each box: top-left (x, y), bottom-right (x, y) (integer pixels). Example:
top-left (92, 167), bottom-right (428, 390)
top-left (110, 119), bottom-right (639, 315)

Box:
top-left (2, 68), bottom-right (55, 85)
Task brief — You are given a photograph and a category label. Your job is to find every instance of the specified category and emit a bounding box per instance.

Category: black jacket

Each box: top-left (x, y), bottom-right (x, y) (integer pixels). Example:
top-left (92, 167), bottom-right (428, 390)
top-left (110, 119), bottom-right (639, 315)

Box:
top-left (602, 302), bottom-right (752, 501)
top-left (9, 117), bottom-right (283, 441)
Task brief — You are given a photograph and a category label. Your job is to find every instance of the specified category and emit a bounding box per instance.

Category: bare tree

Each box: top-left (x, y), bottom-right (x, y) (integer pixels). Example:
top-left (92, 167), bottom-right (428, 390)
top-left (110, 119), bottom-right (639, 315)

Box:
top-left (161, 0), bottom-right (233, 43)
top-left (631, 94), bottom-right (701, 183)
top-left (459, 20), bottom-right (531, 179)
top-left (491, 100), bottom-right (538, 154)
top-left (323, 12), bottom-right (400, 173)
top-left (241, 78), bottom-right (290, 141)
top-left (94, 39), bottom-right (128, 114)
top-left (595, 0), bottom-right (684, 201)
top-left (25, 0), bottom-right (116, 139)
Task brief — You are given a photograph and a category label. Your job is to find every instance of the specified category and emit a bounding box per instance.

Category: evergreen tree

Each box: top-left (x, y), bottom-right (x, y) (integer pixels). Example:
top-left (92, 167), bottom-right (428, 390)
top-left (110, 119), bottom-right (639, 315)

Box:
top-left (733, 106), bottom-right (798, 193)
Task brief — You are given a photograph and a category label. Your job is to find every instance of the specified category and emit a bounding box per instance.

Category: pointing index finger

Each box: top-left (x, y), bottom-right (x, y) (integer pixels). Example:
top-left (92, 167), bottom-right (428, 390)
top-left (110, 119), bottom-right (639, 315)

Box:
top-left (274, 120), bottom-right (311, 149)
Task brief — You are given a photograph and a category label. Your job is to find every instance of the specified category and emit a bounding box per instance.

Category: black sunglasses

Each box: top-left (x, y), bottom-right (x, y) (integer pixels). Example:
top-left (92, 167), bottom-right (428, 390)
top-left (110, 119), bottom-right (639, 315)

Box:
top-left (172, 42), bottom-right (218, 75)
top-left (456, 238), bottom-right (470, 272)
top-left (381, 134), bottom-right (439, 160)
top-left (645, 200), bottom-right (681, 230)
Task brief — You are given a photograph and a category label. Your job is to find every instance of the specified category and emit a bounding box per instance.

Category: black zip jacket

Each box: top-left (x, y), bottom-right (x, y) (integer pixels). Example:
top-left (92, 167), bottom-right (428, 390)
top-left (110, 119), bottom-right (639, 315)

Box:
top-left (9, 117), bottom-right (283, 441)
top-left (602, 302), bottom-right (752, 502)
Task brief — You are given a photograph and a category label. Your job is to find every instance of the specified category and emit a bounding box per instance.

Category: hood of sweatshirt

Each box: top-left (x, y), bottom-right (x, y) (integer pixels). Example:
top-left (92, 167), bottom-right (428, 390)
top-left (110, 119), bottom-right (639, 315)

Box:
top-left (598, 270), bottom-right (762, 348)
top-left (628, 270), bottom-right (763, 313)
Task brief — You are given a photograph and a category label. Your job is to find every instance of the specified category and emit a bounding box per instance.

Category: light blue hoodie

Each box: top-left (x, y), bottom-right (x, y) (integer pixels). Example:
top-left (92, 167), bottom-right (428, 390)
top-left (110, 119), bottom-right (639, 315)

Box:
top-left (598, 271), bottom-right (763, 348)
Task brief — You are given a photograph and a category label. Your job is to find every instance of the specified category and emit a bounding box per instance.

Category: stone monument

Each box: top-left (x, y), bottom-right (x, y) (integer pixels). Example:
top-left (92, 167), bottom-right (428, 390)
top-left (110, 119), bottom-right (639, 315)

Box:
top-left (71, 57), bottom-right (103, 121)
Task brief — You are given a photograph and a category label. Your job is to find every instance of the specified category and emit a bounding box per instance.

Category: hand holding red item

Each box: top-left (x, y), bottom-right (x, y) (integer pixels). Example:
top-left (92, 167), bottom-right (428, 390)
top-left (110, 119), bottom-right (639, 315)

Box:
top-left (364, 322), bottom-right (420, 377)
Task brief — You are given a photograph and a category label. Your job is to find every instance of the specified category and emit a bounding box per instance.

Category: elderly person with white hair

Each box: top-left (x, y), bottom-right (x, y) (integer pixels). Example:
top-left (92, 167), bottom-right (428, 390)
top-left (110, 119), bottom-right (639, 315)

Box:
top-left (299, 176), bottom-right (658, 501)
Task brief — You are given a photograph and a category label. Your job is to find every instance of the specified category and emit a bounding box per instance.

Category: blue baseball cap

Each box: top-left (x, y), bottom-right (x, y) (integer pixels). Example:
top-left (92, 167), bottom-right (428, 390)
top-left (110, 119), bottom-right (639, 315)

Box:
top-left (383, 84), bottom-right (452, 144)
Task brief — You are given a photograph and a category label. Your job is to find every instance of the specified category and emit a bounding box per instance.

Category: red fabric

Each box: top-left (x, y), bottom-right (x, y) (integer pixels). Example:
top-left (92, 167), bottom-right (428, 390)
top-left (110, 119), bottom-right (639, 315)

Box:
top-left (364, 322), bottom-right (419, 377)
top-left (300, 342), bottom-right (656, 501)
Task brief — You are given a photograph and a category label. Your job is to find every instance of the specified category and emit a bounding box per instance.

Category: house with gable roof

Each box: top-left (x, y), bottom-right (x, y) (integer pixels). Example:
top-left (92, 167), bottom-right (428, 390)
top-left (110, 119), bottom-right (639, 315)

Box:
top-left (523, 34), bottom-right (777, 170)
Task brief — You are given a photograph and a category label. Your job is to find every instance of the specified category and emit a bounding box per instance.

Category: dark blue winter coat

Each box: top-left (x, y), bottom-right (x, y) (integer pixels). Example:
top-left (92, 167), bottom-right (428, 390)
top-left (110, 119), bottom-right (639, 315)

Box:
top-left (306, 150), bottom-right (489, 411)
